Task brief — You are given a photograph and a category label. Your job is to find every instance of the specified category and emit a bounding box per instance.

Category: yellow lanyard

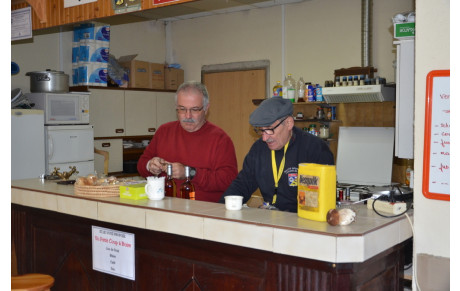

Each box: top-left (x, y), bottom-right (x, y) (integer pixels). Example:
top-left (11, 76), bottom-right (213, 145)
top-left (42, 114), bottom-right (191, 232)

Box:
top-left (271, 141), bottom-right (289, 204)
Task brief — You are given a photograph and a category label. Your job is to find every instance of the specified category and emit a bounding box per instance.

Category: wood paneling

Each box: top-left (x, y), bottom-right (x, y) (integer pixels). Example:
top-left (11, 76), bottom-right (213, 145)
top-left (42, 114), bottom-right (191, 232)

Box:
top-left (11, 0), bottom-right (195, 31)
top-left (12, 203), bottom-right (410, 291)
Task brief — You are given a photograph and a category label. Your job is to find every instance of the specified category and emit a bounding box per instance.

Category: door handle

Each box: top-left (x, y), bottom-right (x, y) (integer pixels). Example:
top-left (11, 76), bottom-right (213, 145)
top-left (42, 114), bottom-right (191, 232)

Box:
top-left (47, 133), bottom-right (54, 160)
top-left (102, 143), bottom-right (111, 148)
top-left (148, 128), bottom-right (156, 133)
top-left (115, 128), bottom-right (124, 133)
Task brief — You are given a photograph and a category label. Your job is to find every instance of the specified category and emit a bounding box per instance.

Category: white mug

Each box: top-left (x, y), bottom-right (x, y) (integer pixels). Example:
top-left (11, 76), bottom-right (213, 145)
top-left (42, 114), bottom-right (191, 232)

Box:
top-left (145, 176), bottom-right (165, 200)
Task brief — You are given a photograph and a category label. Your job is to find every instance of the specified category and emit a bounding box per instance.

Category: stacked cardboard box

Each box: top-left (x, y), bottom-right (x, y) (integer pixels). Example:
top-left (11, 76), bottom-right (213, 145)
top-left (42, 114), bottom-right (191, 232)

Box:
top-left (165, 68), bottom-right (184, 90)
top-left (115, 55), bottom-right (185, 90)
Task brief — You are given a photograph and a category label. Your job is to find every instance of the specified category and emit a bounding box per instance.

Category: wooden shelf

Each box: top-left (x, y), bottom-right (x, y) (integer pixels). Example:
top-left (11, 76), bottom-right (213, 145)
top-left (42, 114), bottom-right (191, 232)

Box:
top-left (294, 118), bottom-right (341, 123)
top-left (70, 86), bottom-right (176, 93)
top-left (252, 99), bottom-right (332, 106)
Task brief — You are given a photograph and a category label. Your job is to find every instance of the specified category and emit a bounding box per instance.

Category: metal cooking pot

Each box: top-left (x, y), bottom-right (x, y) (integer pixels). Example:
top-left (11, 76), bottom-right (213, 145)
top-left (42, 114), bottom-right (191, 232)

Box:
top-left (26, 69), bottom-right (69, 93)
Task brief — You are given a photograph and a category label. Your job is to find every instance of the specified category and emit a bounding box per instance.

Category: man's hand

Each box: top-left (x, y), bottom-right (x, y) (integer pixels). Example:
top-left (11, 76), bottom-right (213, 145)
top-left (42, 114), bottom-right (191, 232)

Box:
top-left (147, 157), bottom-right (166, 175)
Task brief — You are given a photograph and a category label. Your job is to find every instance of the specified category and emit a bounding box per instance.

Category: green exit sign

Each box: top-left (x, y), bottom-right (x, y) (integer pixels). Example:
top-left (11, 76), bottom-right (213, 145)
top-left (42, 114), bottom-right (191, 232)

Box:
top-left (394, 22), bottom-right (415, 38)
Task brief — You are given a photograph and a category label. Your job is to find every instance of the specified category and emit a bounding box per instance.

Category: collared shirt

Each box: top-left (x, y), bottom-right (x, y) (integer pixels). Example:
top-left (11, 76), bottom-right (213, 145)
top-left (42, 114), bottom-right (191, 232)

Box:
top-left (220, 126), bottom-right (334, 212)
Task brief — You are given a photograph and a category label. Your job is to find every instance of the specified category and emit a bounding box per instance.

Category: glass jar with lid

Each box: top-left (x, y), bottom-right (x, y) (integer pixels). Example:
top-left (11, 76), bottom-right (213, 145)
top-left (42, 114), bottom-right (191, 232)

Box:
top-left (319, 124), bottom-right (330, 139)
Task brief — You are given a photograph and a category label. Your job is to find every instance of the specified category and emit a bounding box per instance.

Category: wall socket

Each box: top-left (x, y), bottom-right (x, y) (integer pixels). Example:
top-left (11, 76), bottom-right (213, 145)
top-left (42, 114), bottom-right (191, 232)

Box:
top-left (64, 0), bottom-right (97, 8)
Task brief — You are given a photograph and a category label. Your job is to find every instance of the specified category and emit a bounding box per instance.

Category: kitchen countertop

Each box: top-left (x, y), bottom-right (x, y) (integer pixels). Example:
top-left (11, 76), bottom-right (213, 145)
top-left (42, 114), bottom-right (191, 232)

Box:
top-left (11, 178), bottom-right (413, 264)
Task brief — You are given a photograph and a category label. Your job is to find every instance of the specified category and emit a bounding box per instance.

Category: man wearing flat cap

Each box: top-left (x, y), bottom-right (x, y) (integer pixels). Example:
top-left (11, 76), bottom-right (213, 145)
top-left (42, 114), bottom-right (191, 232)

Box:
top-left (220, 97), bottom-right (334, 212)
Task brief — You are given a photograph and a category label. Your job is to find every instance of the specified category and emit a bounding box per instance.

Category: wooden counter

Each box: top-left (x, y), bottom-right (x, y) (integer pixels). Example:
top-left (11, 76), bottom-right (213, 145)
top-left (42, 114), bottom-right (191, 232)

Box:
top-left (11, 179), bottom-right (413, 290)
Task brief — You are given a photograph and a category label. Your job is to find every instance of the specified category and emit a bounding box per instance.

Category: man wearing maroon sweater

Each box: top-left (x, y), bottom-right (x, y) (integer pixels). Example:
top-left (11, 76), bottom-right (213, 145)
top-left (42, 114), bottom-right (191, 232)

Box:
top-left (137, 81), bottom-right (238, 202)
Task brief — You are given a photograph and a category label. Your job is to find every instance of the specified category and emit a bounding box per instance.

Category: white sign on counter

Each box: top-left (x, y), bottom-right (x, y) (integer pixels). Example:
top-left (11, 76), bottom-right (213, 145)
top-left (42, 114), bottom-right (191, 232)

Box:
top-left (92, 226), bottom-right (135, 280)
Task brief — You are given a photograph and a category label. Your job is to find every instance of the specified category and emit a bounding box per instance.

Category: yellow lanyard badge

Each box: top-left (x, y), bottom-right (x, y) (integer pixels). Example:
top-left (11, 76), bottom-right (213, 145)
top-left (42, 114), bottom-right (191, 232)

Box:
top-left (271, 141), bottom-right (289, 204)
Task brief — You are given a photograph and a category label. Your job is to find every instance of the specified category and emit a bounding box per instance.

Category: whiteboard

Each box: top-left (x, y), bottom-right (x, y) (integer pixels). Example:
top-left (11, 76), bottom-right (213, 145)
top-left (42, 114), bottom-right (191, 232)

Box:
top-left (422, 70), bottom-right (450, 201)
top-left (336, 127), bottom-right (395, 186)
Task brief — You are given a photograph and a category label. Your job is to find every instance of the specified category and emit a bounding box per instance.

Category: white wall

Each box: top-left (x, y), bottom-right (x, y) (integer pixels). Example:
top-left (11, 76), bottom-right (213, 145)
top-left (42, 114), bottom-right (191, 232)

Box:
top-left (11, 21), bottom-right (166, 94)
top-left (12, 0), bottom-right (413, 92)
top-left (171, 0), bottom-right (414, 88)
top-left (413, 0), bottom-right (450, 288)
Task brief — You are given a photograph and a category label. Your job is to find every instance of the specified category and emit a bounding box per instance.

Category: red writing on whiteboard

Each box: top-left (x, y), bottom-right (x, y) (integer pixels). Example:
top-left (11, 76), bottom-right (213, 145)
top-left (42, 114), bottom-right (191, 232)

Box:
top-left (440, 151), bottom-right (450, 156)
top-left (441, 132), bottom-right (450, 136)
top-left (438, 163), bottom-right (449, 172)
top-left (440, 123), bottom-right (450, 128)
top-left (440, 94), bottom-right (449, 99)
top-left (441, 139), bottom-right (450, 147)
top-left (442, 109), bottom-right (450, 114)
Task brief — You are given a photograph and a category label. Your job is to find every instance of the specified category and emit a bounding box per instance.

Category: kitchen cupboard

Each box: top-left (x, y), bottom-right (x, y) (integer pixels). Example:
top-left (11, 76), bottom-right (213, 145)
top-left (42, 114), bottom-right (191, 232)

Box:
top-left (89, 88), bottom-right (177, 175)
top-left (94, 139), bottom-right (123, 174)
top-left (89, 89), bottom-right (177, 138)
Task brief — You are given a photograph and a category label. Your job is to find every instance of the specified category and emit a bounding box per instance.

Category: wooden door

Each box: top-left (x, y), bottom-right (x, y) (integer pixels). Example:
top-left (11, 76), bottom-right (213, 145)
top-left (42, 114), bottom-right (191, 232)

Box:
top-left (203, 70), bottom-right (265, 171)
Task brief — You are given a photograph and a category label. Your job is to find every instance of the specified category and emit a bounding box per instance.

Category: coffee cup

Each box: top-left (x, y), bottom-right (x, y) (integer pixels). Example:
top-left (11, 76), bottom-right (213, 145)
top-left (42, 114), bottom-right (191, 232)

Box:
top-left (224, 195), bottom-right (243, 210)
top-left (145, 176), bottom-right (165, 200)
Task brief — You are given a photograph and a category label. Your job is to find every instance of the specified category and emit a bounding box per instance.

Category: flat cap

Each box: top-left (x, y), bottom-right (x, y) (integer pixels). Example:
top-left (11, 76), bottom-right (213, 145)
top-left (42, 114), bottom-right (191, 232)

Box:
top-left (249, 97), bottom-right (293, 127)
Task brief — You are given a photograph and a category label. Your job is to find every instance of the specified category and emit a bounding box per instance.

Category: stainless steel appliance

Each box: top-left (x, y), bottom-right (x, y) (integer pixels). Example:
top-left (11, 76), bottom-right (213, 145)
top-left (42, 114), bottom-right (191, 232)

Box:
top-left (26, 92), bottom-right (90, 125)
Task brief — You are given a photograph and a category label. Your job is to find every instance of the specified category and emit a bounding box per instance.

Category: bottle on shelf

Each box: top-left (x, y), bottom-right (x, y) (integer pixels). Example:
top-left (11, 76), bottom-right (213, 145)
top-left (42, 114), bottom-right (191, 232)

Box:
top-left (326, 107), bottom-right (332, 120)
top-left (297, 77), bottom-right (305, 102)
top-left (165, 164), bottom-right (176, 197)
top-left (334, 76), bottom-right (341, 87)
top-left (283, 74), bottom-right (296, 103)
top-left (273, 81), bottom-right (282, 97)
top-left (348, 76), bottom-right (353, 86)
top-left (319, 124), bottom-right (330, 139)
top-left (316, 107), bottom-right (325, 120)
top-left (405, 161), bottom-right (413, 187)
top-left (315, 84), bottom-right (323, 102)
top-left (307, 83), bottom-right (315, 102)
top-left (180, 166), bottom-right (195, 200)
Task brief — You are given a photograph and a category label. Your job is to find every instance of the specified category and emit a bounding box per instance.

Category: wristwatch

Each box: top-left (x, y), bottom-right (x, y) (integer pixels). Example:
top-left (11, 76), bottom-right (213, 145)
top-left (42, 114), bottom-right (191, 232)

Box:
top-left (189, 167), bottom-right (197, 179)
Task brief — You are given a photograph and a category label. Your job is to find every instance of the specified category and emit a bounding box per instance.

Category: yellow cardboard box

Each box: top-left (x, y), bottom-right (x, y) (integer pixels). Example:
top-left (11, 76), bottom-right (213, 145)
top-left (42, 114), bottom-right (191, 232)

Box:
top-left (120, 183), bottom-right (148, 200)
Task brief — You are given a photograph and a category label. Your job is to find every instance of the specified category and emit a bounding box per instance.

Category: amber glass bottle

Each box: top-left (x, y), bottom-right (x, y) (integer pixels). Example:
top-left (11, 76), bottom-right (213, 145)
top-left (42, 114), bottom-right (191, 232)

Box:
top-left (164, 164), bottom-right (176, 197)
top-left (180, 166), bottom-right (195, 200)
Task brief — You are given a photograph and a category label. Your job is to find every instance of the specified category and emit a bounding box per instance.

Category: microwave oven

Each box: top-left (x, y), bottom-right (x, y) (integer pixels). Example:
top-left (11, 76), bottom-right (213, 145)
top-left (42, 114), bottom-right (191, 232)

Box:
top-left (26, 92), bottom-right (90, 125)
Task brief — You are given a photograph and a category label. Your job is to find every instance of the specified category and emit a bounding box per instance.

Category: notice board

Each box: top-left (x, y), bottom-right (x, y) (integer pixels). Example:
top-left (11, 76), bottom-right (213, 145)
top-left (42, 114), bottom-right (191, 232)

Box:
top-left (422, 70), bottom-right (450, 201)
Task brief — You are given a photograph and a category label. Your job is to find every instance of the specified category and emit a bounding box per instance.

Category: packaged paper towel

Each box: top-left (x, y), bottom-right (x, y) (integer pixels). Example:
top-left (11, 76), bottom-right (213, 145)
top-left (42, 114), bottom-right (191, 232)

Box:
top-left (79, 40), bottom-right (109, 63)
top-left (78, 63), bottom-right (108, 87)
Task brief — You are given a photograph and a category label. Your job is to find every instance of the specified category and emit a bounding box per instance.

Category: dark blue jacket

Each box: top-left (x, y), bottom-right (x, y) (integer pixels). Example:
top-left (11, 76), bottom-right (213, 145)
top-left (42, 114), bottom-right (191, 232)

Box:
top-left (220, 126), bottom-right (334, 212)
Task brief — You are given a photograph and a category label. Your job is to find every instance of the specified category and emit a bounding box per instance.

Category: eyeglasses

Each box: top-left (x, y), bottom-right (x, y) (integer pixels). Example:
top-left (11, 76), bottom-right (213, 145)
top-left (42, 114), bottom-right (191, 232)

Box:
top-left (176, 106), bottom-right (204, 115)
top-left (253, 116), bottom-right (288, 135)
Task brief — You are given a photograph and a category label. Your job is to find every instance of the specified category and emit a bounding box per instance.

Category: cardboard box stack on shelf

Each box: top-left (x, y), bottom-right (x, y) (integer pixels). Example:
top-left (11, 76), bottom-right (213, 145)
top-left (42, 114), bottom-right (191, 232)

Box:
top-left (165, 68), bottom-right (184, 90)
top-left (150, 63), bottom-right (165, 90)
top-left (118, 55), bottom-right (153, 89)
top-left (72, 22), bottom-right (110, 87)
top-left (117, 55), bottom-right (184, 90)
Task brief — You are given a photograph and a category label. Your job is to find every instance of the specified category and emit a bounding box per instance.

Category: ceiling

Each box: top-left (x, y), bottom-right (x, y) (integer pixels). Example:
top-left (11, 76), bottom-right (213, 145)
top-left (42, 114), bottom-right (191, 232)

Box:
top-left (101, 0), bottom-right (307, 25)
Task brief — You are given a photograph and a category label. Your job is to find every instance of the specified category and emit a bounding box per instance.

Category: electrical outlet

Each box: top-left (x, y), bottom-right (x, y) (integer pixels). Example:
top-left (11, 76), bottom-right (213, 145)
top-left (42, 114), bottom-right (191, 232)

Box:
top-left (64, 0), bottom-right (97, 9)
top-left (367, 199), bottom-right (407, 215)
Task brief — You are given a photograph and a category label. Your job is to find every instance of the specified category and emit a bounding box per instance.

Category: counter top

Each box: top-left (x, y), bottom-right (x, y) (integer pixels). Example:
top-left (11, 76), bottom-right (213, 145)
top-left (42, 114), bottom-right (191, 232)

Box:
top-left (11, 178), bottom-right (413, 263)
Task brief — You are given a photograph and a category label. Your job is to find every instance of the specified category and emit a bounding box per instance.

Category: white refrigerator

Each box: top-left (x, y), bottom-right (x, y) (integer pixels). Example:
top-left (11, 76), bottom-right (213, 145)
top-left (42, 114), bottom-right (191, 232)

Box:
top-left (11, 109), bottom-right (46, 180)
top-left (45, 125), bottom-right (95, 176)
